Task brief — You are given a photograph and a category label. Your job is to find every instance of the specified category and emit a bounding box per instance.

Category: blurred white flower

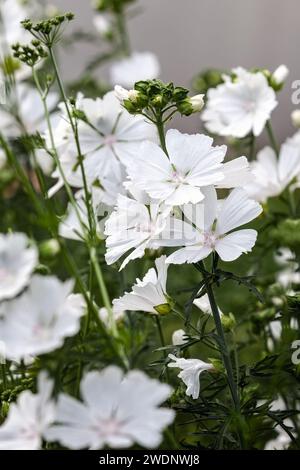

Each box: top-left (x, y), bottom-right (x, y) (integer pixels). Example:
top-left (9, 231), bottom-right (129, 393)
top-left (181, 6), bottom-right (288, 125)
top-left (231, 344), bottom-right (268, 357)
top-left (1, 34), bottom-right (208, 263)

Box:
top-left (0, 232), bottom-right (38, 301)
top-left (126, 129), bottom-right (249, 206)
top-left (172, 329), bottom-right (188, 346)
top-left (202, 67), bottom-right (277, 138)
top-left (0, 0), bottom-right (36, 47)
top-left (49, 92), bottom-right (157, 195)
top-left (46, 366), bottom-right (174, 449)
top-left (99, 305), bottom-right (125, 330)
top-left (110, 52), bottom-right (160, 88)
top-left (0, 372), bottom-right (55, 450)
top-left (193, 294), bottom-right (223, 316)
top-left (93, 13), bottom-right (112, 38)
top-left (104, 195), bottom-right (172, 269)
top-left (113, 255), bottom-right (169, 314)
top-left (274, 248), bottom-right (300, 288)
top-left (272, 64), bottom-right (289, 87)
top-left (0, 83), bottom-right (58, 138)
top-left (168, 354), bottom-right (213, 399)
top-left (0, 275), bottom-right (85, 360)
top-left (245, 143), bottom-right (300, 202)
top-left (167, 187), bottom-right (262, 264)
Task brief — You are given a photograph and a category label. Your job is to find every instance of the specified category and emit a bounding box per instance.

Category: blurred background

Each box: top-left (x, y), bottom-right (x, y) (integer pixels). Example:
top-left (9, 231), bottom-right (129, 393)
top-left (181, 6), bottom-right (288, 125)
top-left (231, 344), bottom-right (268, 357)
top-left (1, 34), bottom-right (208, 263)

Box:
top-left (57, 0), bottom-right (300, 143)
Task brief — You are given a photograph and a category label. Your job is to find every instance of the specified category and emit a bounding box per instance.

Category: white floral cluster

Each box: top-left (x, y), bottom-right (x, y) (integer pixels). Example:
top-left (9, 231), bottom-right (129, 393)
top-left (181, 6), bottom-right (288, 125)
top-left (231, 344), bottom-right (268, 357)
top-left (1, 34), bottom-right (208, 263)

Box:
top-left (0, 233), bottom-right (174, 449)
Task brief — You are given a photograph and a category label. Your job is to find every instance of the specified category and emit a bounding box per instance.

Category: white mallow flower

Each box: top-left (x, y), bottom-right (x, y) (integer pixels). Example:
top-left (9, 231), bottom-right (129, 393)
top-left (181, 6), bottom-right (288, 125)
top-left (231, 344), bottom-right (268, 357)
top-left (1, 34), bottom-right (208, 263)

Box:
top-left (46, 366), bottom-right (174, 449)
top-left (0, 232), bottom-right (38, 301)
top-left (245, 143), bottom-right (300, 202)
top-left (202, 67), bottom-right (277, 138)
top-left (49, 91), bottom-right (157, 195)
top-left (167, 187), bottom-right (262, 264)
top-left (193, 294), bottom-right (223, 316)
top-left (113, 255), bottom-right (170, 314)
top-left (172, 329), bottom-right (188, 346)
top-left (0, 372), bottom-right (55, 450)
top-left (104, 195), bottom-right (174, 269)
top-left (110, 52), bottom-right (160, 88)
top-left (0, 83), bottom-right (58, 138)
top-left (168, 354), bottom-right (213, 399)
top-left (125, 129), bottom-right (250, 206)
top-left (272, 64), bottom-right (289, 87)
top-left (0, 275), bottom-right (85, 360)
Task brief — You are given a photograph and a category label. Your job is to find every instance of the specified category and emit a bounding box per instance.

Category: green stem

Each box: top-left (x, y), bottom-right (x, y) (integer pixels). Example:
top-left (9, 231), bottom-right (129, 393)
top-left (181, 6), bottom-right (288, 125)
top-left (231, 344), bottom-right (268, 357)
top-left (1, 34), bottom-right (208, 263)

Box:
top-left (1, 364), bottom-right (7, 391)
top-left (198, 263), bottom-right (240, 409)
top-left (116, 10), bottom-right (130, 56)
top-left (156, 115), bottom-right (168, 155)
top-left (266, 120), bottom-right (279, 157)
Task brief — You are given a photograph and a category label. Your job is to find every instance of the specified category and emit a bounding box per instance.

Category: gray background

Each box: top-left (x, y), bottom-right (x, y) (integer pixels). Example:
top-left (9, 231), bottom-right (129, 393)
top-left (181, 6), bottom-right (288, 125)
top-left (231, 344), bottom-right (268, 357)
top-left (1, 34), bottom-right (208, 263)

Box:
top-left (55, 0), bottom-right (300, 142)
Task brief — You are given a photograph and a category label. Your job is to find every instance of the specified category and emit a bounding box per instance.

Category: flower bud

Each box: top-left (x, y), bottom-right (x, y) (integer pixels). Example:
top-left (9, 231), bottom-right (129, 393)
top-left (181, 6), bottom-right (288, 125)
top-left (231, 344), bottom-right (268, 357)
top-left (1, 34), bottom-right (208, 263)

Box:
top-left (177, 94), bottom-right (205, 116)
top-left (114, 85), bottom-right (139, 104)
top-left (221, 312), bottom-right (236, 332)
top-left (39, 239), bottom-right (60, 258)
top-left (172, 329), bottom-right (187, 346)
top-left (291, 109), bottom-right (300, 128)
top-left (271, 64), bottom-right (289, 90)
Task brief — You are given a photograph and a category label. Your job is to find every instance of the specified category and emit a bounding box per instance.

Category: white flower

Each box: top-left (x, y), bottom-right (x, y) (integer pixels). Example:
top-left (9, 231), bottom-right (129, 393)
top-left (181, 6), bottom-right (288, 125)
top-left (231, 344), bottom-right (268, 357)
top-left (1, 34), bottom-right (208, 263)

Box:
top-left (0, 232), bottom-right (38, 301)
top-left (114, 85), bottom-right (139, 104)
top-left (93, 13), bottom-right (112, 37)
top-left (126, 129), bottom-right (249, 206)
top-left (0, 83), bottom-right (58, 138)
top-left (202, 67), bottom-right (277, 138)
top-left (189, 94), bottom-right (205, 112)
top-left (274, 248), bottom-right (300, 287)
top-left (167, 187), bottom-right (262, 264)
top-left (113, 255), bottom-right (169, 314)
top-left (172, 329), bottom-right (188, 346)
top-left (193, 294), bottom-right (223, 316)
top-left (245, 143), bottom-right (300, 202)
top-left (59, 187), bottom-right (111, 242)
top-left (0, 0), bottom-right (37, 47)
top-left (110, 52), bottom-right (160, 88)
top-left (291, 109), bottom-right (300, 128)
top-left (46, 366), bottom-right (174, 449)
top-left (104, 195), bottom-right (172, 269)
top-left (49, 92), bottom-right (157, 195)
top-left (272, 64), bottom-right (289, 87)
top-left (168, 354), bottom-right (213, 399)
top-left (0, 275), bottom-right (85, 360)
top-left (0, 372), bottom-right (55, 450)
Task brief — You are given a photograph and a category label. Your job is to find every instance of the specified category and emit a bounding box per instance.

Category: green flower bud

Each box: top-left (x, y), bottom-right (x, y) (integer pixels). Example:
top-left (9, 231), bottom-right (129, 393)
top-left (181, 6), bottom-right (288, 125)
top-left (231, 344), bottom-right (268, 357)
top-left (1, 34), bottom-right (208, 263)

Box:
top-left (154, 303), bottom-right (172, 315)
top-left (221, 312), bottom-right (236, 332)
top-left (39, 239), bottom-right (60, 258)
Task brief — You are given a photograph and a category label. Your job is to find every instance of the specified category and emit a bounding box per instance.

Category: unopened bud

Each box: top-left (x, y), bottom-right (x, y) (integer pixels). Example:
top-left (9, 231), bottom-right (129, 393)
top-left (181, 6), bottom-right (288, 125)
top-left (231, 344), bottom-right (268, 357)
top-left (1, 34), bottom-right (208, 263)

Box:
top-left (39, 239), bottom-right (60, 258)
top-left (177, 94), bottom-right (205, 116)
top-left (291, 109), bottom-right (300, 128)
top-left (221, 312), bottom-right (236, 332)
top-left (271, 64), bottom-right (289, 90)
top-left (114, 85), bottom-right (139, 104)
top-left (172, 329), bottom-right (187, 346)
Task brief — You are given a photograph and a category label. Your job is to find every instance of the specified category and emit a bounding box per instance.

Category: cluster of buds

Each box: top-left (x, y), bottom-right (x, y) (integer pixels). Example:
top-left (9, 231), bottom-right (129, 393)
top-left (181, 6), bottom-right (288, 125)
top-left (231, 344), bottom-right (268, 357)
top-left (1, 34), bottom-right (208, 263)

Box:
top-left (21, 13), bottom-right (75, 46)
top-left (12, 40), bottom-right (47, 67)
top-left (115, 79), bottom-right (204, 118)
top-left (93, 0), bottom-right (135, 13)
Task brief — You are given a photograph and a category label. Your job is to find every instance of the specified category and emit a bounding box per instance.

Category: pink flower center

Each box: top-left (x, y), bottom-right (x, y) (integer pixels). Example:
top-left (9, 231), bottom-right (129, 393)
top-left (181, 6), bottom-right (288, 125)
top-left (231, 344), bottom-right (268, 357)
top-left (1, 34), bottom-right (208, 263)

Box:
top-left (171, 168), bottom-right (185, 184)
top-left (203, 231), bottom-right (217, 249)
top-left (103, 134), bottom-right (117, 147)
